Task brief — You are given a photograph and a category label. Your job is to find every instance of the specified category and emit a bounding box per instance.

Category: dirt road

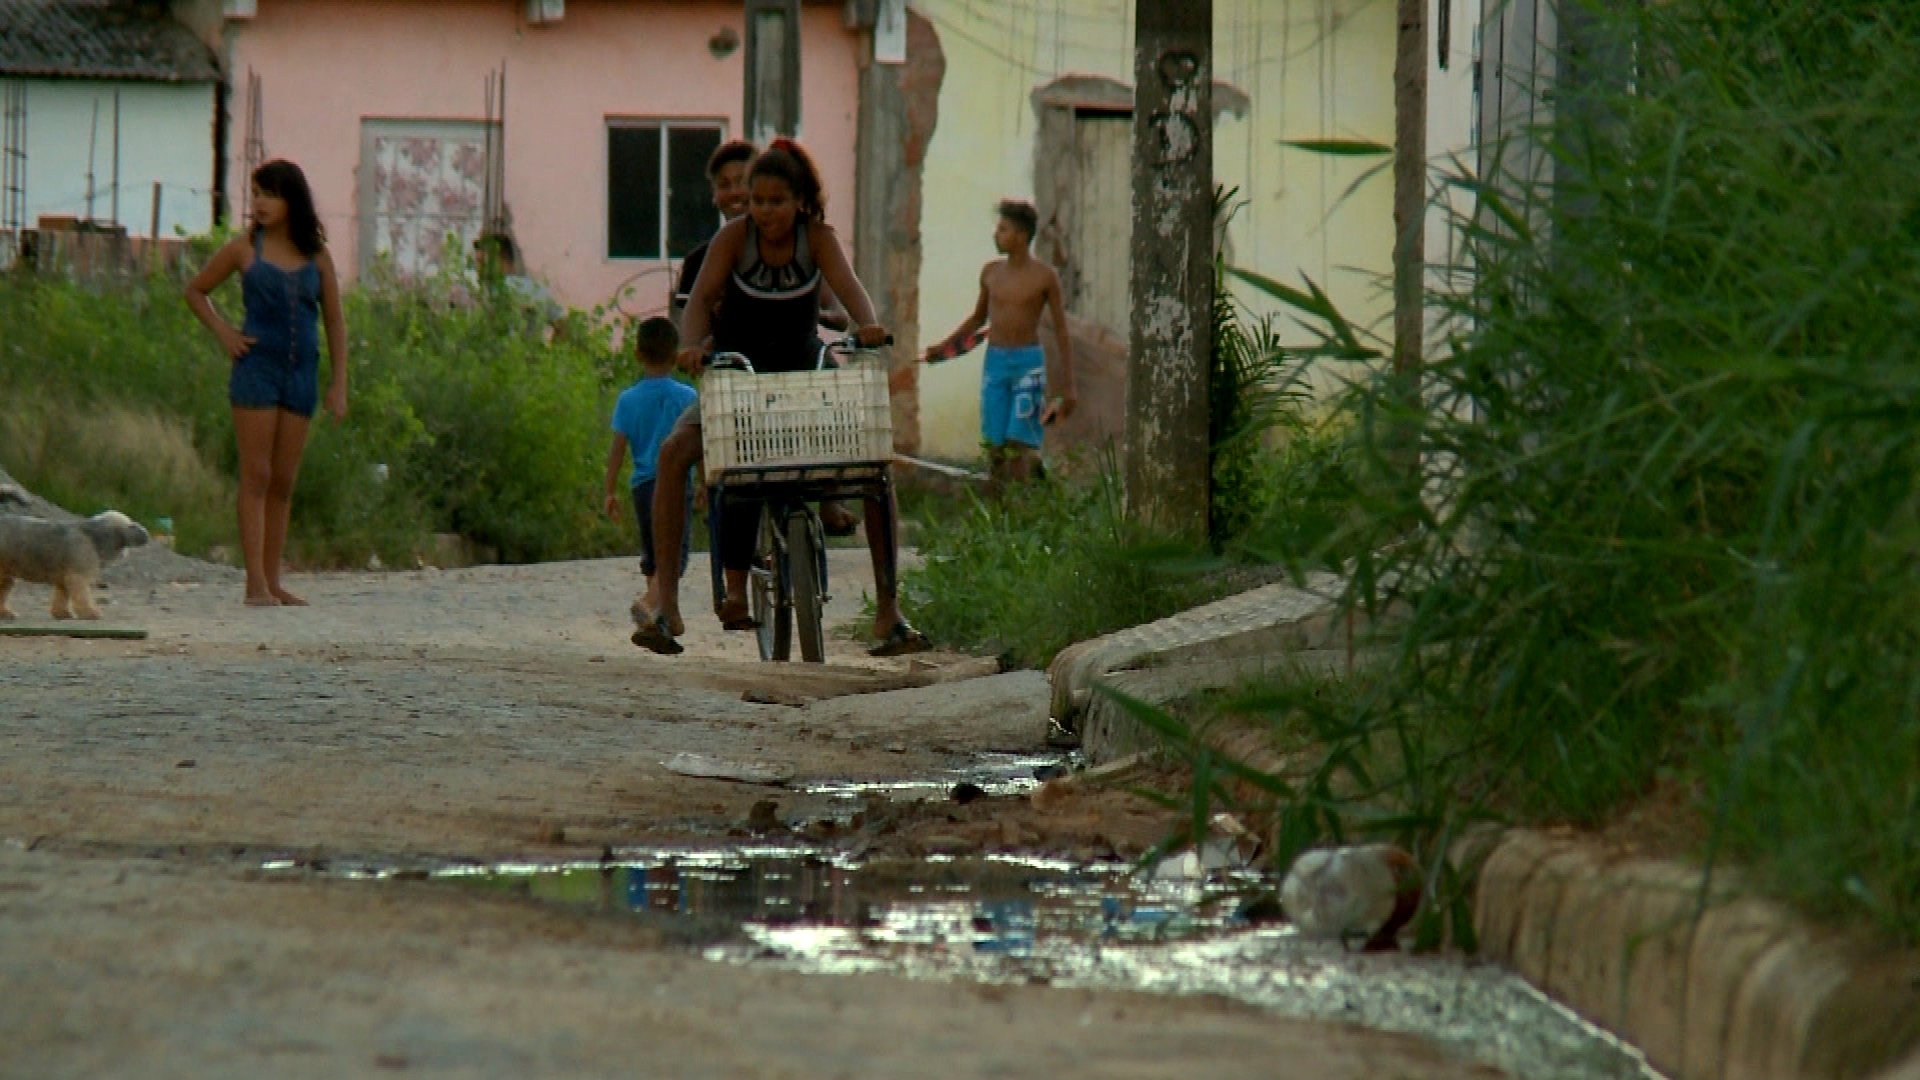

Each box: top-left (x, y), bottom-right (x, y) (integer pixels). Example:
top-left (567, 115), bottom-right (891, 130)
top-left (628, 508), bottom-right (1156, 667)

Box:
top-left (0, 553), bottom-right (1498, 1079)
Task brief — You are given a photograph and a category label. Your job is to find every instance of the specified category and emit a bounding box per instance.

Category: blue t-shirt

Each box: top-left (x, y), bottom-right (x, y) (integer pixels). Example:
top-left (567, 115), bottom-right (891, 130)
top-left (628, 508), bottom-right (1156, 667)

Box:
top-left (611, 375), bottom-right (698, 488)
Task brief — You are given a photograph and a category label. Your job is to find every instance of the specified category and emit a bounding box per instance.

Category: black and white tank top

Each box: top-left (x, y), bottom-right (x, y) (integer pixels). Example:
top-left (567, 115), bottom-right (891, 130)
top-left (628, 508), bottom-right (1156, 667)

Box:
top-left (715, 218), bottom-right (824, 373)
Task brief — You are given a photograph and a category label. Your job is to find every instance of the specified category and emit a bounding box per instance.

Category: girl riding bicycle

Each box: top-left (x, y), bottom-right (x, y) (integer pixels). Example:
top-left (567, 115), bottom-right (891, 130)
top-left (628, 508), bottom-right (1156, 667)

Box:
top-left (635, 138), bottom-right (930, 658)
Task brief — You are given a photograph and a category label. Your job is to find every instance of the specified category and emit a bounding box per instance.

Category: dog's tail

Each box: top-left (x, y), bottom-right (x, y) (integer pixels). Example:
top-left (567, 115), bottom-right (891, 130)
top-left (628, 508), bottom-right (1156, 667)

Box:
top-left (0, 482), bottom-right (29, 512)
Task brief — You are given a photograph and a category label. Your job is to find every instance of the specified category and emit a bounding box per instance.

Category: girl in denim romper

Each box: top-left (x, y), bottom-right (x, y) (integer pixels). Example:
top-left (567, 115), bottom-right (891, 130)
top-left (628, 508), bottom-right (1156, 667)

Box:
top-left (185, 160), bottom-right (348, 608)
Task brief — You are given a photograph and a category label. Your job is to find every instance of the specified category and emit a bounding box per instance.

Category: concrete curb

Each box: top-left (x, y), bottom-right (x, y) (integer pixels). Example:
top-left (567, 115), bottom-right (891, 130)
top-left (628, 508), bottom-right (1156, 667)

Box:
top-left (1044, 574), bottom-right (1348, 760)
top-left (1046, 582), bottom-right (1920, 1079)
top-left (1078, 648), bottom-right (1385, 760)
top-left (1465, 829), bottom-right (1920, 1080)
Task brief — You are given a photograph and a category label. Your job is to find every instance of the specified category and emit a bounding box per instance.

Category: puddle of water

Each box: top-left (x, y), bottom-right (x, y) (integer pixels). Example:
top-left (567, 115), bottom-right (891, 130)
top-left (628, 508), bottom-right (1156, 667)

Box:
top-left (801, 752), bottom-right (1077, 802)
top-left (408, 849), bottom-right (1661, 1080)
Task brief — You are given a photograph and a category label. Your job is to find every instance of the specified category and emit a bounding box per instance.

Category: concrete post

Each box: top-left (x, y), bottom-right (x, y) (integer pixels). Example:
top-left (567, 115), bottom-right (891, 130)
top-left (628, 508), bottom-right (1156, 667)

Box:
top-left (1126, 0), bottom-right (1212, 539)
top-left (850, 8), bottom-right (942, 454)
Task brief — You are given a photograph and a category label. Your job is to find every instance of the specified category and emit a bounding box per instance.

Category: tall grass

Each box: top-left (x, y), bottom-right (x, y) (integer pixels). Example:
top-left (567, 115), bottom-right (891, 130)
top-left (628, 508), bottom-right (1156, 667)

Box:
top-left (1147, 0), bottom-right (1920, 945)
top-left (0, 393), bottom-right (232, 550)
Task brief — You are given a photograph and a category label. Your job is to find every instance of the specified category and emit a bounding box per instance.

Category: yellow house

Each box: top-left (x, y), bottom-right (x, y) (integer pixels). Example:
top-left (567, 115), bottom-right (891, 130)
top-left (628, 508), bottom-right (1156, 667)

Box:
top-left (902, 0), bottom-right (1481, 463)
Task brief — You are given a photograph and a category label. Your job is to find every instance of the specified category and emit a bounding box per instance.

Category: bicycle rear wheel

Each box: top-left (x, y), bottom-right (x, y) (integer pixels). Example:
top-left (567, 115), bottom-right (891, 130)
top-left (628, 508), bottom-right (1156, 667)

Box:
top-left (788, 511), bottom-right (826, 663)
top-left (753, 509), bottom-right (792, 662)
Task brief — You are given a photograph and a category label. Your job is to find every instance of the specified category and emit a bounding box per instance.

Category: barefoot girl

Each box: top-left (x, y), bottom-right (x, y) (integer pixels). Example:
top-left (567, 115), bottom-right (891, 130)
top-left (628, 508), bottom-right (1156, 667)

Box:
top-left (185, 160), bottom-right (348, 607)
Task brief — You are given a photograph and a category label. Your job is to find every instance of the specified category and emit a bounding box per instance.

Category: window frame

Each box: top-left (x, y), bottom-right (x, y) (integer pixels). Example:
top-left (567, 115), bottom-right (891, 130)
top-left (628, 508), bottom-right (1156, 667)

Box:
top-left (605, 116), bottom-right (728, 262)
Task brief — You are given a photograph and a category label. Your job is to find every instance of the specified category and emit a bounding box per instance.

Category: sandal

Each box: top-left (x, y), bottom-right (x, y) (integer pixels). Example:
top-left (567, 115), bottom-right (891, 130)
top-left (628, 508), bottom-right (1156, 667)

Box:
top-left (868, 619), bottom-right (932, 658)
top-left (630, 613), bottom-right (684, 656)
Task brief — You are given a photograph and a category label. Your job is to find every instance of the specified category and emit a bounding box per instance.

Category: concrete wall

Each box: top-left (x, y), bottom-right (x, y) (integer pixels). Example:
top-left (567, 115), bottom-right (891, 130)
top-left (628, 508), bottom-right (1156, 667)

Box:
top-left (910, 0), bottom-right (1400, 462)
top-left (226, 0), bottom-right (861, 313)
top-left (14, 79), bottom-right (218, 238)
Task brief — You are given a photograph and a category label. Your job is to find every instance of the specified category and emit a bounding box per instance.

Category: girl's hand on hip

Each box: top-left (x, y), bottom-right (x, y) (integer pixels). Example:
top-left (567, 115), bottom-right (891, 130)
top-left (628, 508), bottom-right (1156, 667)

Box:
top-left (219, 325), bottom-right (256, 360)
top-left (324, 384), bottom-right (348, 423)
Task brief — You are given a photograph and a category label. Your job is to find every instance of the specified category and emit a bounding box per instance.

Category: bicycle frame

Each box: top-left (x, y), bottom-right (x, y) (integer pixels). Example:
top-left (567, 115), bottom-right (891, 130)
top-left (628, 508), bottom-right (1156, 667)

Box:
top-left (702, 336), bottom-right (896, 661)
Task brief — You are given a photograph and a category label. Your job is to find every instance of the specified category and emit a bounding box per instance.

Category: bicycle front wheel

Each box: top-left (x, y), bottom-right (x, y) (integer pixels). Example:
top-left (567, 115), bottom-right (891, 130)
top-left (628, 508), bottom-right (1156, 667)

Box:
top-left (753, 509), bottom-right (792, 662)
top-left (789, 511), bottom-right (826, 663)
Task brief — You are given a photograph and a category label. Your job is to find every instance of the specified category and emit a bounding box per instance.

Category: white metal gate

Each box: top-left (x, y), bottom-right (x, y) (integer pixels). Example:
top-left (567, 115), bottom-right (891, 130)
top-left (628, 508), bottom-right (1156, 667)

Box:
top-left (358, 118), bottom-right (489, 279)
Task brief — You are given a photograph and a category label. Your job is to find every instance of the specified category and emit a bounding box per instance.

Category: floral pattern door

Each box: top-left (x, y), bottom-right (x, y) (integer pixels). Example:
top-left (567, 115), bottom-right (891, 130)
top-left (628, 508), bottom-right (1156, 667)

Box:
top-left (357, 119), bottom-right (488, 278)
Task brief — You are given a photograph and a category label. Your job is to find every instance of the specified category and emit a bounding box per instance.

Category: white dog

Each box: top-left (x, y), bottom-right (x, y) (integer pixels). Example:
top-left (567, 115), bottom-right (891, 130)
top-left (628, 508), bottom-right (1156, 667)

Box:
top-left (0, 510), bottom-right (150, 620)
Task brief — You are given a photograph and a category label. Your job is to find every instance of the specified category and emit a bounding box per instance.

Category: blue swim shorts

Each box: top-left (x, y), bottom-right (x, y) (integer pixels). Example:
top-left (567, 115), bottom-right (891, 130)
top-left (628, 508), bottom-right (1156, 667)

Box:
top-left (981, 344), bottom-right (1046, 449)
top-left (229, 353), bottom-right (320, 417)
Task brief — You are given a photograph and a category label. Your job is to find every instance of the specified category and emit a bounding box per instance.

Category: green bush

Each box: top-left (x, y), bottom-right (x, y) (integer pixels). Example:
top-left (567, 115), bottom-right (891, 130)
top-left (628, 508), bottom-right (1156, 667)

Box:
top-left (1168, 0), bottom-right (1920, 945)
top-left (0, 252), bottom-right (639, 567)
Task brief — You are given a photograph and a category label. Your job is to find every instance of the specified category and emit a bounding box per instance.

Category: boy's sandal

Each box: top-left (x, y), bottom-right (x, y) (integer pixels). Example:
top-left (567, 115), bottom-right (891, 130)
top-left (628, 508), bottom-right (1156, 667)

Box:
top-left (868, 619), bottom-right (933, 658)
top-left (630, 614), bottom-right (685, 656)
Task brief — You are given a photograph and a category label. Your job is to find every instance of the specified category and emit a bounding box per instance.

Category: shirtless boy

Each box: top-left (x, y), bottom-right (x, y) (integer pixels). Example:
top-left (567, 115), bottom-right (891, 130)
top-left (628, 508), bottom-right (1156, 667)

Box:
top-left (924, 199), bottom-right (1076, 493)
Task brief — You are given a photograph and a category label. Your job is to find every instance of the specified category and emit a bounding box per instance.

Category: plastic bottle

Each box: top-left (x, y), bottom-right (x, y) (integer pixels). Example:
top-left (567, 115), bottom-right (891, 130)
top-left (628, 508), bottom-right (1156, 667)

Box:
top-left (1280, 843), bottom-right (1422, 950)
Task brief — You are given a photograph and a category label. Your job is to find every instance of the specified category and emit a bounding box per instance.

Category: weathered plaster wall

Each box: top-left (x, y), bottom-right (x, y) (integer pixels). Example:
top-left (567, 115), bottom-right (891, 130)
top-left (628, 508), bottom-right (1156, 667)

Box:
top-left (226, 0), bottom-right (860, 312)
top-left (910, 0), bottom-right (1399, 462)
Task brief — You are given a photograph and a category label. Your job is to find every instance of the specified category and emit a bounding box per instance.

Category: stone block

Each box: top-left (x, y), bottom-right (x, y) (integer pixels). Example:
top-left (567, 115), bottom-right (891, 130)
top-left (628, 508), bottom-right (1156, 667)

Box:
top-left (1723, 931), bottom-right (1853, 1080)
top-left (1511, 848), bottom-right (1604, 988)
top-left (1798, 951), bottom-right (1920, 1080)
top-left (1472, 830), bottom-right (1569, 965)
top-left (1544, 861), bottom-right (1641, 1033)
top-left (1611, 861), bottom-right (1705, 1077)
top-left (1870, 1046), bottom-right (1920, 1080)
top-left (1683, 897), bottom-right (1794, 1080)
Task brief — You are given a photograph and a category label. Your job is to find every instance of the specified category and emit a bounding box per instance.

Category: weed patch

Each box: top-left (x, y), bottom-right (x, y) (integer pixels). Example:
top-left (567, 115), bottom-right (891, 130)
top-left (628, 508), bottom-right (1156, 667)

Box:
top-left (1153, 0), bottom-right (1920, 946)
top-left (899, 472), bottom-right (1222, 670)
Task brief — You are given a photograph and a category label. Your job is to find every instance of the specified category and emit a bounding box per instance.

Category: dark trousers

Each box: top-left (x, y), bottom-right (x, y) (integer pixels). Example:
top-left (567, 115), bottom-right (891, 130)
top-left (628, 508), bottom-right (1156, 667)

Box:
top-left (632, 477), bottom-right (693, 578)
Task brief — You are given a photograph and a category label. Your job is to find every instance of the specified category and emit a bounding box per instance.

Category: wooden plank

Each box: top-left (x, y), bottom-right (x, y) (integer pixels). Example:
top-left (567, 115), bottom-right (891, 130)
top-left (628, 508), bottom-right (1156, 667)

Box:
top-left (0, 624), bottom-right (149, 640)
top-left (1073, 115), bottom-right (1132, 341)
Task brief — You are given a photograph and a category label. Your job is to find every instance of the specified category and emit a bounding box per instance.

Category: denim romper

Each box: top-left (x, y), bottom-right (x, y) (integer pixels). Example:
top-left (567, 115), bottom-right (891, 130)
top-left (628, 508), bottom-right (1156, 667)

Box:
top-left (228, 233), bottom-right (322, 417)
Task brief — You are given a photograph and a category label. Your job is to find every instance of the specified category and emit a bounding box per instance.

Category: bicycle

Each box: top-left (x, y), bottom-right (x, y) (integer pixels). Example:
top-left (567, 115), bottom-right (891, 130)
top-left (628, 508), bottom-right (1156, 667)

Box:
top-left (700, 334), bottom-right (895, 663)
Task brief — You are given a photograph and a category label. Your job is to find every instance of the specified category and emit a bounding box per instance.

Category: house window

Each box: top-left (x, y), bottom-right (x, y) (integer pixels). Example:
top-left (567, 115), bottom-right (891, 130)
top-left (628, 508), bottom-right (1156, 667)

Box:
top-left (608, 121), bottom-right (724, 260)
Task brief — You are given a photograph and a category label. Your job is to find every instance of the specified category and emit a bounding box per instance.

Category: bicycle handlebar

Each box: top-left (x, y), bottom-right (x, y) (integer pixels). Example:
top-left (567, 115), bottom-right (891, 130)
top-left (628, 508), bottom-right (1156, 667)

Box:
top-left (704, 333), bottom-right (895, 374)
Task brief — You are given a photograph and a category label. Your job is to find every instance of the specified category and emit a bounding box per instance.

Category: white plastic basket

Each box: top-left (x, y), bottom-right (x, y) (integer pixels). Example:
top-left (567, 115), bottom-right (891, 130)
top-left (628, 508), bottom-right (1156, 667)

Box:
top-left (699, 357), bottom-right (893, 475)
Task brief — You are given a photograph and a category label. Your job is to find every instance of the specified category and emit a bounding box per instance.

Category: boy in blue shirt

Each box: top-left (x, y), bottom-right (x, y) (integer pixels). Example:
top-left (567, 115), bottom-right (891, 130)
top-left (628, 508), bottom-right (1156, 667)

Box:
top-left (603, 317), bottom-right (698, 634)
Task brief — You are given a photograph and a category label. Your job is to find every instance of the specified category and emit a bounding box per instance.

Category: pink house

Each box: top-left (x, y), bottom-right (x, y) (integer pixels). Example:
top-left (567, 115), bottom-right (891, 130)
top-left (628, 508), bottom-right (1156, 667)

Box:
top-left (223, 0), bottom-right (865, 317)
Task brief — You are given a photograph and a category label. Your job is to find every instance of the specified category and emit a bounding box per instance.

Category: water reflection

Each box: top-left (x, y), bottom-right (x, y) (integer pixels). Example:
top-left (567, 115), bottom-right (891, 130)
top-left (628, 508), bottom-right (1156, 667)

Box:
top-left (456, 852), bottom-right (1226, 948)
top-left (430, 851), bottom-right (1661, 1080)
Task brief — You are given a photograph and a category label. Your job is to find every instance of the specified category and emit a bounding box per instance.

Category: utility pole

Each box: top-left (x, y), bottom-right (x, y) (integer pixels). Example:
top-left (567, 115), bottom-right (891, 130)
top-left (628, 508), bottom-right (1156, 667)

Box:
top-left (743, 0), bottom-right (801, 145)
top-left (1390, 0), bottom-right (1428, 470)
top-left (1126, 0), bottom-right (1213, 539)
